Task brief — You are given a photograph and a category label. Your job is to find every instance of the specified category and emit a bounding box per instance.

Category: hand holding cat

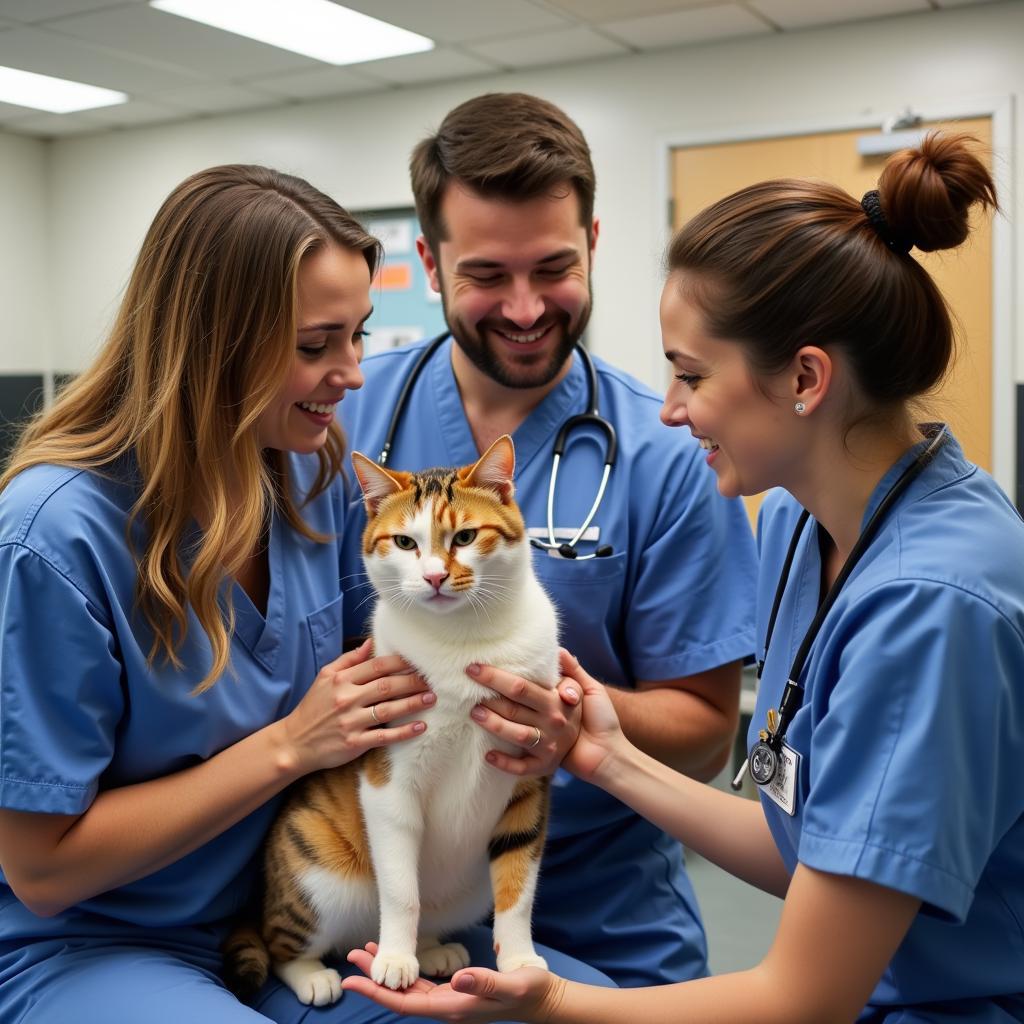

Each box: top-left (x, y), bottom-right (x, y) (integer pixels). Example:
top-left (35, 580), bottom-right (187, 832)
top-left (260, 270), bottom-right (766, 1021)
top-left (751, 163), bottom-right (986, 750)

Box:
top-left (466, 652), bottom-right (583, 776)
top-left (555, 652), bottom-right (629, 786)
top-left (343, 941), bottom-right (563, 1024)
top-left (278, 639), bottom-right (434, 775)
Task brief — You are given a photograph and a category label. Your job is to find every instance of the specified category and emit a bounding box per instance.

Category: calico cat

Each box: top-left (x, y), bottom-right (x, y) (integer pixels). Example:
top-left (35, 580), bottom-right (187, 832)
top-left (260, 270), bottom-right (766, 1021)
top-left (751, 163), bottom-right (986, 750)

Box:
top-left (224, 435), bottom-right (559, 1007)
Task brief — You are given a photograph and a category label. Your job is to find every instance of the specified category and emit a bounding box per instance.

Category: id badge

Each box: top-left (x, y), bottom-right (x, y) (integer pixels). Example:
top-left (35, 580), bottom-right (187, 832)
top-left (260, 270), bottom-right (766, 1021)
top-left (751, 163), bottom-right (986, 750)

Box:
top-left (760, 742), bottom-right (800, 816)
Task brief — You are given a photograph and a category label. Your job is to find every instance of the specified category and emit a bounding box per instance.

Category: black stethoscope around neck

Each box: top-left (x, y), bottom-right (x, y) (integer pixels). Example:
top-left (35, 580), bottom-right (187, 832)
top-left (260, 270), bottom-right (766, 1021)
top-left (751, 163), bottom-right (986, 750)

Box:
top-left (377, 331), bottom-right (618, 560)
top-left (732, 425), bottom-right (949, 791)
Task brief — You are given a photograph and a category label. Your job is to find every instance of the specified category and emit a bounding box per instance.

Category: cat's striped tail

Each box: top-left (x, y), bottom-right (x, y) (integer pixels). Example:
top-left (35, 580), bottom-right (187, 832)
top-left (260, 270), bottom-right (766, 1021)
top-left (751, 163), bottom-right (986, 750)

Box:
top-left (221, 921), bottom-right (271, 1001)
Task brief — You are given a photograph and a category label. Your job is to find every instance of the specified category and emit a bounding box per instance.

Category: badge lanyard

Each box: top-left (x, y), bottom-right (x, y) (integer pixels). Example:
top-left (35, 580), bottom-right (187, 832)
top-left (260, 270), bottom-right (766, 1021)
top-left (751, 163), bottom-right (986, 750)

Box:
top-left (733, 426), bottom-right (949, 791)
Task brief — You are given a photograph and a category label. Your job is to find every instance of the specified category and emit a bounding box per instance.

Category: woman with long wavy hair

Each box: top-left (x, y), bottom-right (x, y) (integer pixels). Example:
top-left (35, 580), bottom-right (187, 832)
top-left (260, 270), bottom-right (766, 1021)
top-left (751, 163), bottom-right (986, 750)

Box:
top-left (0, 165), bottom-right (441, 1023)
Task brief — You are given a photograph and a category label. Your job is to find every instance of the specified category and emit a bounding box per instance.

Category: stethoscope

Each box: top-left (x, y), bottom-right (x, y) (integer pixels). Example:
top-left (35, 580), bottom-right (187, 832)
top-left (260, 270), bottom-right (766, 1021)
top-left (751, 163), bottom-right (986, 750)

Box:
top-left (732, 425), bottom-right (948, 791)
top-left (377, 331), bottom-right (617, 560)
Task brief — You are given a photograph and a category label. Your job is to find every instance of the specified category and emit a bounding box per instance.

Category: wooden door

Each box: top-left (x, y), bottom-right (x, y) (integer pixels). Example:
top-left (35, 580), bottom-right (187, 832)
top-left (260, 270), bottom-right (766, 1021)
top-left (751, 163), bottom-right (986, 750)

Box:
top-left (671, 119), bottom-right (993, 526)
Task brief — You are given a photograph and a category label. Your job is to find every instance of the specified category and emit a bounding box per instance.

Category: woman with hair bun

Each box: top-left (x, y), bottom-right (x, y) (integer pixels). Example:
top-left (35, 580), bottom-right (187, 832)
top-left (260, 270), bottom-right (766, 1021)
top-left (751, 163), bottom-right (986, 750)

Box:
top-left (345, 134), bottom-right (1024, 1022)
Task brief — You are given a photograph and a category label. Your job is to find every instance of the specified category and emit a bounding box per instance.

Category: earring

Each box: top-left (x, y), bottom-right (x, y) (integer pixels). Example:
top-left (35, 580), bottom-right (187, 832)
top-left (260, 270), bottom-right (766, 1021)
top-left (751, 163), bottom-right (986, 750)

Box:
top-left (794, 402), bottom-right (806, 415)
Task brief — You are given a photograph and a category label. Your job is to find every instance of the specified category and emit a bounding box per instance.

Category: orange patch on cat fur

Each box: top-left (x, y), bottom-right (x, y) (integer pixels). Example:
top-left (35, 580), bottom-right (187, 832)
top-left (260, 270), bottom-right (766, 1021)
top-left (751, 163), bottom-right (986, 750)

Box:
top-left (363, 747), bottom-right (391, 788)
top-left (270, 765), bottom-right (374, 880)
top-left (491, 779), bottom-right (549, 913)
top-left (497, 778), bottom-right (547, 835)
top-left (475, 529), bottom-right (500, 557)
top-left (492, 844), bottom-right (540, 914)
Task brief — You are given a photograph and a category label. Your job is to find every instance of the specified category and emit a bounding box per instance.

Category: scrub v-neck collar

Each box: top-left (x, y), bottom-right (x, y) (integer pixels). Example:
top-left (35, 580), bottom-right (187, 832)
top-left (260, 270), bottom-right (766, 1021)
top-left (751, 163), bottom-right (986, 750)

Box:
top-left (230, 508), bottom-right (285, 673)
top-left (429, 337), bottom-right (588, 478)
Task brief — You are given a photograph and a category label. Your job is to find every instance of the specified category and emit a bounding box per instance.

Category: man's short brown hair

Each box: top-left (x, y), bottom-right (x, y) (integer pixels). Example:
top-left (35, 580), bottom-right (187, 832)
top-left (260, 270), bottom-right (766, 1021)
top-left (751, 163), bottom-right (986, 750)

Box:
top-left (410, 92), bottom-right (596, 252)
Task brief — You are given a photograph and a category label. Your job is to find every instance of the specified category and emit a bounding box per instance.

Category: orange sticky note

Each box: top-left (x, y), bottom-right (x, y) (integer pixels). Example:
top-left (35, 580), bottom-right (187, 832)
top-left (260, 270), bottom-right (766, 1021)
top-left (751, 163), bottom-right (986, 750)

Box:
top-left (375, 262), bottom-right (412, 291)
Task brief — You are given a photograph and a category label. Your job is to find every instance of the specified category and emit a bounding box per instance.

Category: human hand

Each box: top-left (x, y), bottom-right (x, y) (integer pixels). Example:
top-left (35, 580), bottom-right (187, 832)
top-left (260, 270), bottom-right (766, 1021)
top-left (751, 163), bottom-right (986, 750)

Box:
top-left (466, 653), bottom-right (583, 776)
top-left (343, 942), bottom-right (563, 1024)
top-left (278, 640), bottom-right (434, 776)
top-left (556, 650), bottom-right (627, 785)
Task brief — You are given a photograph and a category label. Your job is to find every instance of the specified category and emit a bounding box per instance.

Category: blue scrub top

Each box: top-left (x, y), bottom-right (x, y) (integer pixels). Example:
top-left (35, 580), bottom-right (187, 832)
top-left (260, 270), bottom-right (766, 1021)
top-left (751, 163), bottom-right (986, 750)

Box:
top-left (0, 455), bottom-right (349, 937)
top-left (752, 432), bottom-right (1024, 1015)
top-left (339, 337), bottom-right (758, 841)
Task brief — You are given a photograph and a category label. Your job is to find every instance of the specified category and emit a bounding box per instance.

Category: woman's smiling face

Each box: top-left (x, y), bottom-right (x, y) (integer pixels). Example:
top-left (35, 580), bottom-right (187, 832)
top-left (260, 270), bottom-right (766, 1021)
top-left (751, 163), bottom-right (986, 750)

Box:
top-left (659, 274), bottom-right (795, 499)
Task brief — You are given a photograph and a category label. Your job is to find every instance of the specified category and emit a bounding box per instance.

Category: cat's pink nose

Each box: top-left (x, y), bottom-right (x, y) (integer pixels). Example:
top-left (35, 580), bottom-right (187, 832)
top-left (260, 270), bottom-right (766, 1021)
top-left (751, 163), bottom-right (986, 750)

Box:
top-left (423, 571), bottom-right (449, 592)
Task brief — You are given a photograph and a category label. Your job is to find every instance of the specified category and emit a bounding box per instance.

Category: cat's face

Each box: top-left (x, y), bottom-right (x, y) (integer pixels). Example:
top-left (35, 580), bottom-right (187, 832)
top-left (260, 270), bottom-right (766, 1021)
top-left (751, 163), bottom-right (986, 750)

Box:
top-left (353, 436), bottom-right (526, 616)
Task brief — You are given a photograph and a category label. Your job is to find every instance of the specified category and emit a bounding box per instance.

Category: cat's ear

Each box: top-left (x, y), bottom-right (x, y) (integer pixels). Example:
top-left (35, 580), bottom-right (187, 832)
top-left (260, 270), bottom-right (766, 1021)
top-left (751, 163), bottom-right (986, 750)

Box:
top-left (351, 452), bottom-right (410, 515)
top-left (461, 435), bottom-right (515, 504)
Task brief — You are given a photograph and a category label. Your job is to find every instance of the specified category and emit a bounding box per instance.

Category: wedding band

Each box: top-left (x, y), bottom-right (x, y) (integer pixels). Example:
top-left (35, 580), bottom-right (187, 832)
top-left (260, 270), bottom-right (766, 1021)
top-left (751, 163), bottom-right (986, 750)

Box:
top-left (528, 726), bottom-right (542, 749)
top-left (370, 704), bottom-right (381, 726)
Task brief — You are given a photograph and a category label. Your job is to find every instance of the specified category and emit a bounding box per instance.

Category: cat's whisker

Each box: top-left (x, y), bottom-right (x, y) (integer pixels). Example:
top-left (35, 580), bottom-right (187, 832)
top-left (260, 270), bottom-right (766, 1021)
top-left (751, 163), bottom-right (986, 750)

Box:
top-left (339, 570), bottom-right (372, 583)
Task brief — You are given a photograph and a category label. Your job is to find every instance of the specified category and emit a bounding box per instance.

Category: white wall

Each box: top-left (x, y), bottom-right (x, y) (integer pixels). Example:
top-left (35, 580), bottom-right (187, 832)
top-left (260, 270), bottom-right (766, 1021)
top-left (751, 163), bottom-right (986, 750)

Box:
top-left (11, 0), bottom-right (1024, 389)
top-left (0, 131), bottom-right (48, 373)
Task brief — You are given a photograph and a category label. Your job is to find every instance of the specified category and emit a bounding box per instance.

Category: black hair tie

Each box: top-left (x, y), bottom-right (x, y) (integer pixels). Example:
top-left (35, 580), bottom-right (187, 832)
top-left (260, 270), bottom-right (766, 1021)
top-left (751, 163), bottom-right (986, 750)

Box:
top-left (861, 190), bottom-right (913, 255)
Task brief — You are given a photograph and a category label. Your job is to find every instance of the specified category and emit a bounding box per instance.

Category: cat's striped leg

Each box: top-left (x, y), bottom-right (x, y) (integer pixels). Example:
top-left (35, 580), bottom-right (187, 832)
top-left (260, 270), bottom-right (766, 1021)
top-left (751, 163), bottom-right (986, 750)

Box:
top-left (489, 777), bottom-right (550, 973)
top-left (262, 861), bottom-right (342, 1006)
top-left (260, 771), bottom-right (370, 1007)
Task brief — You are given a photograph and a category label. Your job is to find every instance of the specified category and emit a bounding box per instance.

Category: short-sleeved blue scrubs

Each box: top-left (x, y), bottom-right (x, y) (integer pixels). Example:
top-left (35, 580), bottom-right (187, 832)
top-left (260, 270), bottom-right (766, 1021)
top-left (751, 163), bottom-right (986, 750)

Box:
top-left (751, 432), bottom-right (1024, 1022)
top-left (0, 456), bottom-right (609, 1023)
top-left (339, 336), bottom-right (759, 985)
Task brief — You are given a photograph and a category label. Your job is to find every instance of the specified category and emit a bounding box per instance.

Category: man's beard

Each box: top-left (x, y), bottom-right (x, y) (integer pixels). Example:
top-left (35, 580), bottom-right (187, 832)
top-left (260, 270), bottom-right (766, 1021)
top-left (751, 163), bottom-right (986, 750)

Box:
top-left (438, 274), bottom-right (593, 391)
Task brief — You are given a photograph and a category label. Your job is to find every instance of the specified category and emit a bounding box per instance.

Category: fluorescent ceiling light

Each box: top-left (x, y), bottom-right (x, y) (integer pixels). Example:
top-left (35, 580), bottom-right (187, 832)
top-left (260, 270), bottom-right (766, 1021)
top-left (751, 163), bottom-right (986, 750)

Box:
top-left (0, 66), bottom-right (127, 114)
top-left (150, 0), bottom-right (434, 66)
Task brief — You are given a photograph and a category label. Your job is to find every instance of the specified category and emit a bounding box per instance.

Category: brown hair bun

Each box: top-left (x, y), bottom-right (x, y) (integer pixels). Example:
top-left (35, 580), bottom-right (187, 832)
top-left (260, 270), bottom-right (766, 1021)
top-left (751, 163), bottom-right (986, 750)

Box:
top-left (879, 132), bottom-right (997, 253)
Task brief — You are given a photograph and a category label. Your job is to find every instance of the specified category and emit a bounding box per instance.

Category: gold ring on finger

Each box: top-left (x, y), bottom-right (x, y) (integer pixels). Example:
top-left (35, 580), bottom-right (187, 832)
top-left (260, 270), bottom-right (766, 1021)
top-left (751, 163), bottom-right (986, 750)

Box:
top-left (370, 704), bottom-right (381, 726)
top-left (528, 726), bottom-right (542, 749)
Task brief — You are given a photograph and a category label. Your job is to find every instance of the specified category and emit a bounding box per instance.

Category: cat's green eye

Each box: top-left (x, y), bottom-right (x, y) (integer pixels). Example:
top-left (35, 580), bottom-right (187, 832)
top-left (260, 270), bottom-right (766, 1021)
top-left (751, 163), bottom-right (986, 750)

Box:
top-left (452, 529), bottom-right (477, 547)
top-left (392, 535), bottom-right (417, 551)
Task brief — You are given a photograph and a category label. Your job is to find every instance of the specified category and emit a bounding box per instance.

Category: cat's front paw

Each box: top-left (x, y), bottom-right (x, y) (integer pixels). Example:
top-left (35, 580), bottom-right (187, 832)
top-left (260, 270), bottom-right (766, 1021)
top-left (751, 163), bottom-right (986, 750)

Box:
top-left (275, 960), bottom-right (344, 1006)
top-left (371, 950), bottom-right (420, 990)
top-left (496, 951), bottom-right (548, 973)
top-left (418, 941), bottom-right (471, 977)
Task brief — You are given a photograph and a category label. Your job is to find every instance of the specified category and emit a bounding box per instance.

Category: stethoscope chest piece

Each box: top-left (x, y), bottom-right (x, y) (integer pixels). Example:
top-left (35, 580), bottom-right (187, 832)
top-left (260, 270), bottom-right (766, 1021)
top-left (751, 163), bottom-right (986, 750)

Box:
top-left (748, 740), bottom-right (779, 786)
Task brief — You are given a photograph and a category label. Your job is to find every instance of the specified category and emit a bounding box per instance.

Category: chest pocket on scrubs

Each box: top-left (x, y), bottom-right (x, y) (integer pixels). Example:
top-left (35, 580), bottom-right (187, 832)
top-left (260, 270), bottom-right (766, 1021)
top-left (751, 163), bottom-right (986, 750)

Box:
top-left (307, 594), bottom-right (345, 674)
top-left (533, 551), bottom-right (628, 677)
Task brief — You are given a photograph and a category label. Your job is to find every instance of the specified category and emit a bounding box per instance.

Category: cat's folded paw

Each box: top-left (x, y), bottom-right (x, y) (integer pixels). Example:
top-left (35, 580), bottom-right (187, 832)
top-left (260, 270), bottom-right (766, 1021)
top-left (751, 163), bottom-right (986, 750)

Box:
top-left (496, 951), bottom-right (548, 973)
top-left (371, 950), bottom-right (420, 990)
top-left (290, 966), bottom-right (344, 1006)
top-left (418, 941), bottom-right (471, 977)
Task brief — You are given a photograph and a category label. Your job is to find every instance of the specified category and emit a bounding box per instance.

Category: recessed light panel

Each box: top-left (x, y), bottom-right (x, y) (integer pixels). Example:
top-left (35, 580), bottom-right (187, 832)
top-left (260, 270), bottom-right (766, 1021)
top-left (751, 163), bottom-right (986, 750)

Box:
top-left (150, 0), bottom-right (434, 66)
top-left (0, 66), bottom-right (127, 114)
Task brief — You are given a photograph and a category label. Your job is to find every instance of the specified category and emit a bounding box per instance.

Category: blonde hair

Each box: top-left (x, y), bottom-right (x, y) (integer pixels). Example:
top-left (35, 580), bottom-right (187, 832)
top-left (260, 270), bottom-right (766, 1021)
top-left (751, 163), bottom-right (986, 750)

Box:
top-left (1, 165), bottom-right (381, 692)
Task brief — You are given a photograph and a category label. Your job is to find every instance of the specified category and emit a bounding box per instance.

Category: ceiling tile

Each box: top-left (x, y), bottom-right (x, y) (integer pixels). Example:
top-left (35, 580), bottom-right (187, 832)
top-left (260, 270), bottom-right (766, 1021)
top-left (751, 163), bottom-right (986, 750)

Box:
top-left (602, 4), bottom-right (771, 49)
top-left (0, 25), bottom-right (201, 92)
top-left (749, 0), bottom-right (928, 30)
top-left (153, 82), bottom-right (283, 114)
top-left (80, 97), bottom-right (191, 125)
top-left (466, 26), bottom-right (629, 68)
top-left (50, 5), bottom-right (317, 79)
top-left (355, 46), bottom-right (501, 84)
top-left (543, 0), bottom-right (719, 18)
top-left (333, 0), bottom-right (570, 44)
top-left (3, 109), bottom-right (107, 135)
top-left (246, 65), bottom-right (383, 101)
top-left (0, 97), bottom-right (36, 121)
top-left (0, 0), bottom-right (143, 22)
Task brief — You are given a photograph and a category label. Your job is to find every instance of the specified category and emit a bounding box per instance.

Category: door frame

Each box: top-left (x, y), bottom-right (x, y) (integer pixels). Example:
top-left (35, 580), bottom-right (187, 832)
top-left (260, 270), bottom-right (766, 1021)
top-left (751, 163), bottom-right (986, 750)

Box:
top-left (654, 95), bottom-right (1015, 498)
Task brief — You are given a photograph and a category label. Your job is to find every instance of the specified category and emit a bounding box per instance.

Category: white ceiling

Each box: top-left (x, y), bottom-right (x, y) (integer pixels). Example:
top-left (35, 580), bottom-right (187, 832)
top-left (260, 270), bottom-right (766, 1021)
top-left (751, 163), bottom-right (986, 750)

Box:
top-left (0, 0), bottom-right (1003, 138)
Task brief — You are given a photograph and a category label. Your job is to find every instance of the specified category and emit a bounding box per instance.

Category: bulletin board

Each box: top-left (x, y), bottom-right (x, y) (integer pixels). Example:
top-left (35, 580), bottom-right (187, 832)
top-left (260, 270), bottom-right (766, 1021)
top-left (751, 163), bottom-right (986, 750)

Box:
top-left (358, 208), bottom-right (448, 356)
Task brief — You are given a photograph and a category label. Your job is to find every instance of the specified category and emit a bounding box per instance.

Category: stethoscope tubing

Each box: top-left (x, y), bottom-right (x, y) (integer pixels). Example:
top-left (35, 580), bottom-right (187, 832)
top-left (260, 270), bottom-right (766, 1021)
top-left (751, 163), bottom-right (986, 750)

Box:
top-left (732, 425), bottom-right (949, 790)
top-left (377, 331), bottom-right (616, 559)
